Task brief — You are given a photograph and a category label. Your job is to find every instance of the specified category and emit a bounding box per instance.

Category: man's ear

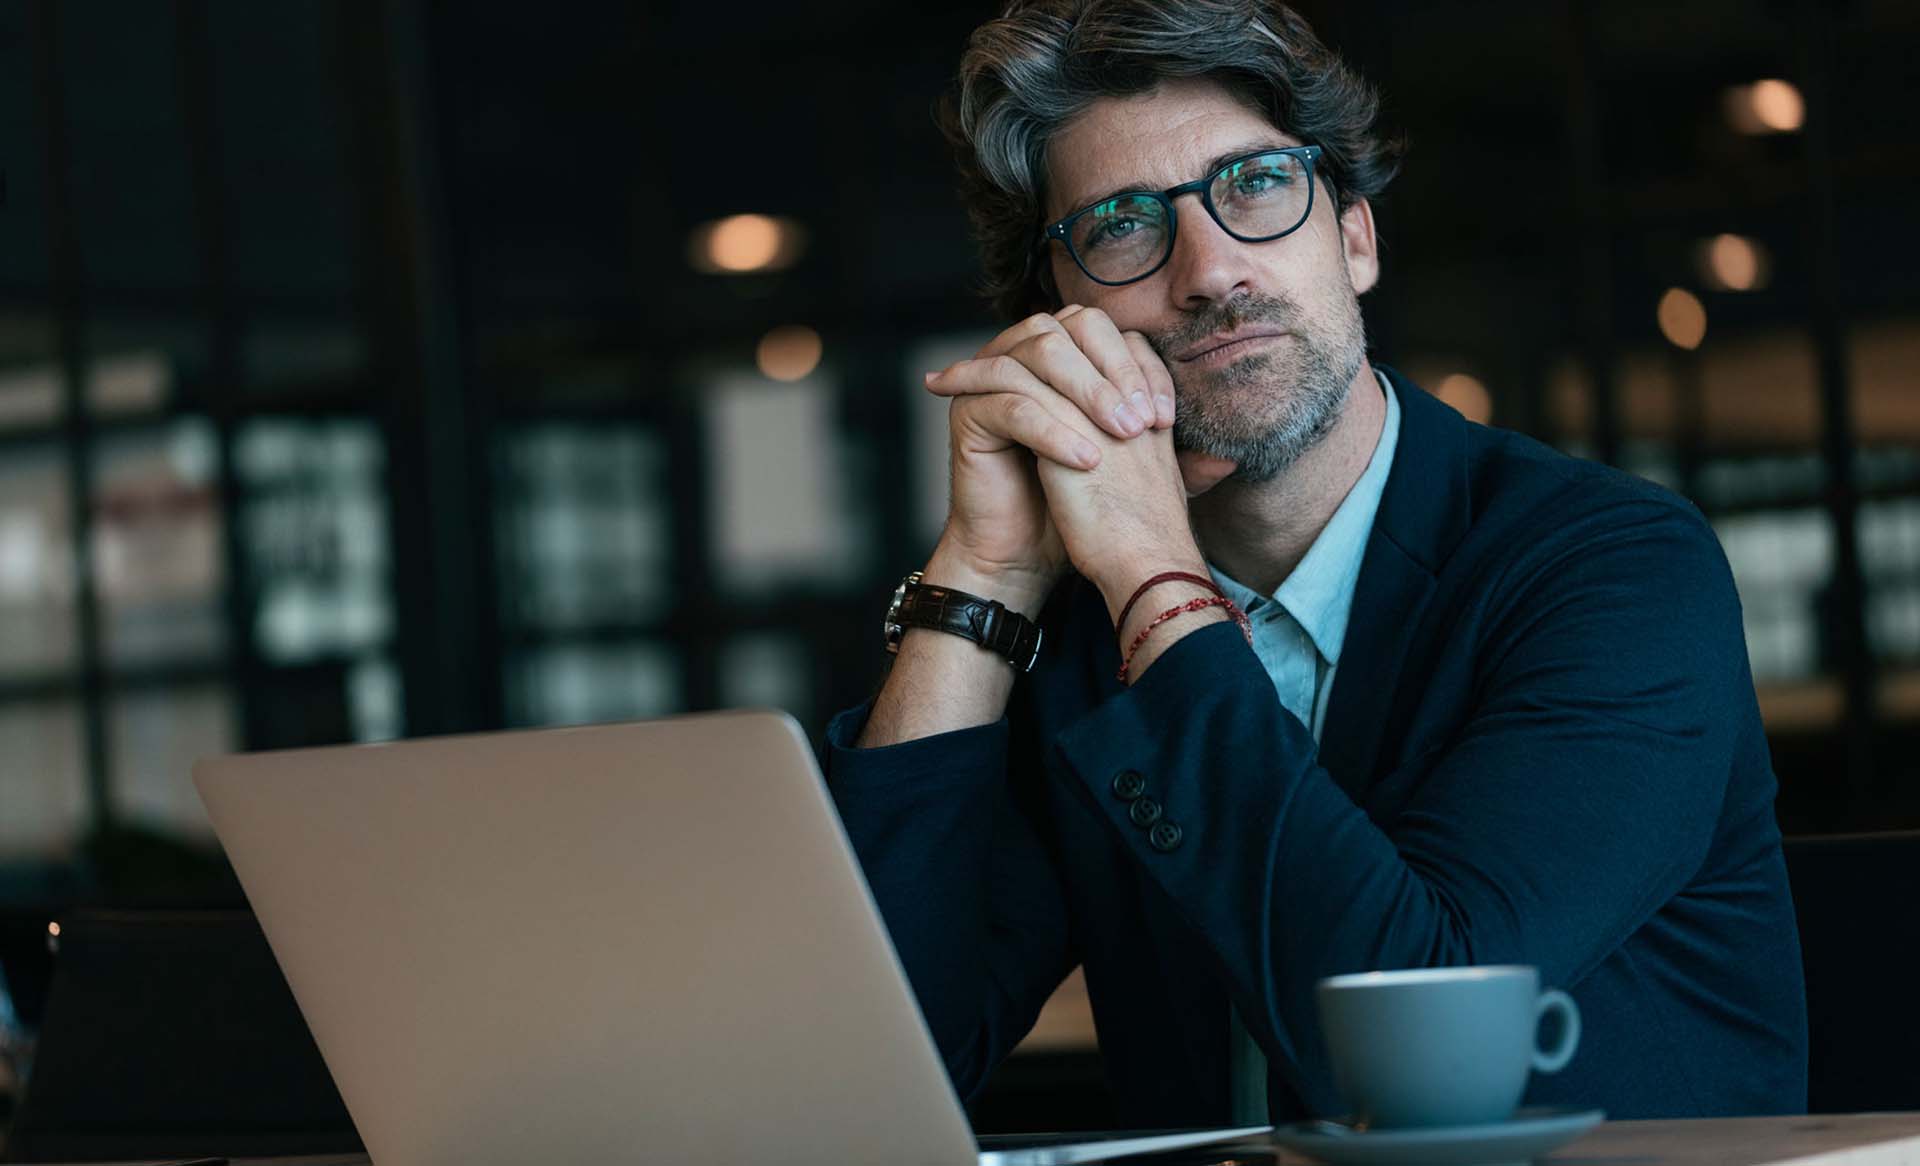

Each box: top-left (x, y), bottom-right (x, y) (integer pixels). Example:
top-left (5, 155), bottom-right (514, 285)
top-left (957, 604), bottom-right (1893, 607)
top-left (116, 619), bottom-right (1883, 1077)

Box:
top-left (1339, 197), bottom-right (1380, 295)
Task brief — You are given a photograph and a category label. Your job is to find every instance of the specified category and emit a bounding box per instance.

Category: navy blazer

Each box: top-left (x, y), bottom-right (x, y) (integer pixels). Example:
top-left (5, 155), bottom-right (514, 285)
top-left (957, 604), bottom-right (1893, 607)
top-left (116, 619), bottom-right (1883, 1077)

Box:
top-left (825, 367), bottom-right (1807, 1123)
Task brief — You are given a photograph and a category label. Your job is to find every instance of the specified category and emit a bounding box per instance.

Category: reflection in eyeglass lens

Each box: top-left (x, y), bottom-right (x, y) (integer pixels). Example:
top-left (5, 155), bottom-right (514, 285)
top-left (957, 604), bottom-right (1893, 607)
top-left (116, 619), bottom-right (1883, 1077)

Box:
top-left (1069, 150), bottom-right (1313, 283)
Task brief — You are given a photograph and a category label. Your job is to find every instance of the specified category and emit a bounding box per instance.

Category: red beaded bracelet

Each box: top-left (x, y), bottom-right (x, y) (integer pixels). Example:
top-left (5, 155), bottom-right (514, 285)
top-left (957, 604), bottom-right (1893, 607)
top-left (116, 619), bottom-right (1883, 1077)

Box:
top-left (1116, 595), bottom-right (1250, 684)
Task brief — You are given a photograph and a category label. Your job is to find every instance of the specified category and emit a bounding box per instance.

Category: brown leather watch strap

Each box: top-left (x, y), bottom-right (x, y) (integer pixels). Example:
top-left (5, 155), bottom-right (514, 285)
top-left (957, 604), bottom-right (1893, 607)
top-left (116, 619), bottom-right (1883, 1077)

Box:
top-left (893, 578), bottom-right (1044, 672)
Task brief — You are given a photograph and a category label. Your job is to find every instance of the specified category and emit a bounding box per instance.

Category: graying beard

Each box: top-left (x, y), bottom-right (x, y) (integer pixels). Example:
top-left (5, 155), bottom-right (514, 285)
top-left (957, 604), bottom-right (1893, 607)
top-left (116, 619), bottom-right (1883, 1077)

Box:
top-left (1174, 339), bottom-right (1360, 483)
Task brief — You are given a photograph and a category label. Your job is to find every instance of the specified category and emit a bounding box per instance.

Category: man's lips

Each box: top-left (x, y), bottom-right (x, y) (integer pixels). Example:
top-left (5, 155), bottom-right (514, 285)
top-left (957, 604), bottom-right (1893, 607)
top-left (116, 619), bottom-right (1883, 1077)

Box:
top-left (1173, 329), bottom-right (1289, 365)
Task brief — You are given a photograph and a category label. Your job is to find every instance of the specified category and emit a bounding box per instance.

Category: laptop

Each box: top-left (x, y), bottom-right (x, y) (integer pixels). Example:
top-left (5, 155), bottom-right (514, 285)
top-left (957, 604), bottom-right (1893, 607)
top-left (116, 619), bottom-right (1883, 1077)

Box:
top-left (193, 709), bottom-right (1268, 1166)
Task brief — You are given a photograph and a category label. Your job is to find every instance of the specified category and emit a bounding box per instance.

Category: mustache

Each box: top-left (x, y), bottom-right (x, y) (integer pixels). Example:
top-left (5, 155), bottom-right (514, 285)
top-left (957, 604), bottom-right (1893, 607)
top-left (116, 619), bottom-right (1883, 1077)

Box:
top-left (1145, 292), bottom-right (1302, 363)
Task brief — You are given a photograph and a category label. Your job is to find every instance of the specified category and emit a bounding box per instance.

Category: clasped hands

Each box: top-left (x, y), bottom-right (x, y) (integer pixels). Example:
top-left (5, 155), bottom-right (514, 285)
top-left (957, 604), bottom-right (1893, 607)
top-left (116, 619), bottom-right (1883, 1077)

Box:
top-left (923, 305), bottom-right (1239, 666)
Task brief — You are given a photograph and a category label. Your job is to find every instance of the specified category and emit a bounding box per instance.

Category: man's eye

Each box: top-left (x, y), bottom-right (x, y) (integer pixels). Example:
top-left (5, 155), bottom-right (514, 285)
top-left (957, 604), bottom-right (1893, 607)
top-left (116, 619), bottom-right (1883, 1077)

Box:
top-left (1233, 170), bottom-right (1291, 196)
top-left (1087, 217), bottom-right (1145, 247)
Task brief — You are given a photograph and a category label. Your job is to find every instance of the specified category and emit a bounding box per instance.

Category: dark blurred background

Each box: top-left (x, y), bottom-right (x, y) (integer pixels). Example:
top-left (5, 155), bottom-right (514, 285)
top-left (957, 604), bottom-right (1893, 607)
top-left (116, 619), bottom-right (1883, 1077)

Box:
top-left (0, 0), bottom-right (1917, 1125)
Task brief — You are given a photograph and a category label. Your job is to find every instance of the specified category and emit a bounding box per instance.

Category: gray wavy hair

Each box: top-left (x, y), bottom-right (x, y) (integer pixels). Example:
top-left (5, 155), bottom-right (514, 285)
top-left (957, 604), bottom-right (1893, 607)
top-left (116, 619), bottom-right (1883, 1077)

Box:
top-left (940, 0), bottom-right (1405, 320)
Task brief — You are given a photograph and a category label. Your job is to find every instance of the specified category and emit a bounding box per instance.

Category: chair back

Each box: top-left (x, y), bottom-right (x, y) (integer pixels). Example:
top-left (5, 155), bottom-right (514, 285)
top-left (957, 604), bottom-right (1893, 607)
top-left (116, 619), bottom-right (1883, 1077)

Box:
top-left (1782, 830), bottom-right (1920, 1114)
top-left (4, 910), bottom-right (362, 1162)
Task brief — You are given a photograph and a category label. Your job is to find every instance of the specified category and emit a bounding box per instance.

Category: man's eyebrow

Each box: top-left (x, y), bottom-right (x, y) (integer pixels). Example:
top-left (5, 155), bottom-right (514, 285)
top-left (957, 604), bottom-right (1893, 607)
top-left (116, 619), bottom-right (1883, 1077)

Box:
top-left (1057, 138), bottom-right (1299, 219)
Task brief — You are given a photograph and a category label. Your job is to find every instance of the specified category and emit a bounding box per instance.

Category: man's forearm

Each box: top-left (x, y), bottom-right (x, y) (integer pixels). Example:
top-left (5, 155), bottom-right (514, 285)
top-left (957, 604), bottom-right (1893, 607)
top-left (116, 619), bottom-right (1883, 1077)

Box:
top-left (858, 627), bottom-right (1020, 746)
top-left (855, 548), bottom-right (1054, 748)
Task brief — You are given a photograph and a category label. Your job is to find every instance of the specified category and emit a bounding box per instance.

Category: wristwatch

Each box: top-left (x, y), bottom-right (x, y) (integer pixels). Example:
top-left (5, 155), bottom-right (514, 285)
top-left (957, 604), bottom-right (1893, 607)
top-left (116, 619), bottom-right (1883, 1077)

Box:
top-left (883, 570), bottom-right (1044, 672)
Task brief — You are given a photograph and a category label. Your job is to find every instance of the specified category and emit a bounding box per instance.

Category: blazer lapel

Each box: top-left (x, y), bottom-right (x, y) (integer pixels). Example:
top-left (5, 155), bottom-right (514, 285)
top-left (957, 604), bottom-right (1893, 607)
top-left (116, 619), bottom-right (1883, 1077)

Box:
top-left (1317, 367), bottom-right (1473, 797)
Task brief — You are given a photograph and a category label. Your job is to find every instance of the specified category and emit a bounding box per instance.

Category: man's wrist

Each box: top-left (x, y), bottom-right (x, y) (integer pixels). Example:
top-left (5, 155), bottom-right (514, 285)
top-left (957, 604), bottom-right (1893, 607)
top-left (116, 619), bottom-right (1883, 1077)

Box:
top-left (1118, 601), bottom-right (1231, 684)
top-left (1097, 555), bottom-right (1240, 686)
top-left (921, 544), bottom-right (1056, 619)
top-left (1092, 555), bottom-right (1212, 629)
top-left (1119, 577), bottom-right (1215, 639)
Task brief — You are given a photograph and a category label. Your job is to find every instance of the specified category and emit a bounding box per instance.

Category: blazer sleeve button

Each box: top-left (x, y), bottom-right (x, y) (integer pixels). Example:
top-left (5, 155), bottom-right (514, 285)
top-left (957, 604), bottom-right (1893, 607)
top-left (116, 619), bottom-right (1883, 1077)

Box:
top-left (1149, 821), bottom-right (1184, 853)
top-left (1111, 770), bottom-right (1147, 801)
top-left (1129, 797), bottom-right (1163, 828)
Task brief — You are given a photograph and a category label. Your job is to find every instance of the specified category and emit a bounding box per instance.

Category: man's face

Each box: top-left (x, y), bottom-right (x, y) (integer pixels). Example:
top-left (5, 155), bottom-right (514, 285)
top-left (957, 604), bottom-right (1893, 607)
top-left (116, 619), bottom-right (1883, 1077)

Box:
top-left (1044, 77), bottom-right (1380, 481)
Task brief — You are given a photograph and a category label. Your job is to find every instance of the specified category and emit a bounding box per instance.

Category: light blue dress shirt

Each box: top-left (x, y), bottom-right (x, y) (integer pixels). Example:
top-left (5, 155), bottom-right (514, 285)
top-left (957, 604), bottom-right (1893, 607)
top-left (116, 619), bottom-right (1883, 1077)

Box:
top-left (1205, 370), bottom-right (1400, 1123)
top-left (1209, 371), bottom-right (1401, 741)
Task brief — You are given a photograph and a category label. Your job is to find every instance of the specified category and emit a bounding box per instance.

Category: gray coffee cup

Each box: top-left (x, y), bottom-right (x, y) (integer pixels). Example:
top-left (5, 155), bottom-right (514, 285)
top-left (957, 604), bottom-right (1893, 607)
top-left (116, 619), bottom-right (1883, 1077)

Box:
top-left (1315, 965), bottom-right (1580, 1129)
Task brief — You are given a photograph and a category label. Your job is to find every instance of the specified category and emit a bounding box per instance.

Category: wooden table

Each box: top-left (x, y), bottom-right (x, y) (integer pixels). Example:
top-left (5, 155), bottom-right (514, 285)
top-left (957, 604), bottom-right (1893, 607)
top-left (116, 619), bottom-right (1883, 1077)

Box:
top-left (12, 1113), bottom-right (1920, 1165)
top-left (1266, 1112), bottom-right (1920, 1165)
top-left (1541, 1114), bottom-right (1920, 1165)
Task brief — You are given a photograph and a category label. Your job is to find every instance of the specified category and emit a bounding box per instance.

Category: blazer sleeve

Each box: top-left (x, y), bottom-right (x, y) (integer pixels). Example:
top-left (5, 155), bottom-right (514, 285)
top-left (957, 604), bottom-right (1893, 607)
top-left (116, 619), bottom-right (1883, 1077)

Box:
top-left (822, 701), bottom-right (1075, 1100)
top-left (1047, 496), bottom-right (1753, 1112)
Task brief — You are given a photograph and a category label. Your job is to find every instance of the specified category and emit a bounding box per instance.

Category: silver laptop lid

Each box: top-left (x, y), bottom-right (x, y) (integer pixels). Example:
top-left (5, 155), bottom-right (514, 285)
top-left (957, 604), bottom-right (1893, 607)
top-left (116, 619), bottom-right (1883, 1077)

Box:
top-left (195, 710), bottom-right (980, 1166)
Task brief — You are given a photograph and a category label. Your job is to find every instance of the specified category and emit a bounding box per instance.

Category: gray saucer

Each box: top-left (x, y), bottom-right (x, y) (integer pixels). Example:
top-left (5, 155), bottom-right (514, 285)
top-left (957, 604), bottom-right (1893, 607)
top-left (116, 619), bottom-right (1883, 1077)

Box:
top-left (1269, 1106), bottom-right (1606, 1165)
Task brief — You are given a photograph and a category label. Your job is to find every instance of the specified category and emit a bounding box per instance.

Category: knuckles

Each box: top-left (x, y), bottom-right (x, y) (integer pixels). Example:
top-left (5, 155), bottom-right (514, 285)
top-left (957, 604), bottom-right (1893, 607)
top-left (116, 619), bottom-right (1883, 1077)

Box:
top-left (1021, 331), bottom-right (1071, 362)
top-left (1021, 310), bottom-right (1065, 337)
top-left (987, 353), bottom-right (1029, 383)
top-left (996, 393), bottom-right (1043, 428)
top-left (1064, 305), bottom-right (1110, 332)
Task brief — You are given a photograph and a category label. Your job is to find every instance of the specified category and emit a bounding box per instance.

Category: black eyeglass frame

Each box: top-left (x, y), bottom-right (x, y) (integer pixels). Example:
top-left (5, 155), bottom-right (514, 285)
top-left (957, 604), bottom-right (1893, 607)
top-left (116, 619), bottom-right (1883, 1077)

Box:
top-left (1040, 144), bottom-right (1325, 288)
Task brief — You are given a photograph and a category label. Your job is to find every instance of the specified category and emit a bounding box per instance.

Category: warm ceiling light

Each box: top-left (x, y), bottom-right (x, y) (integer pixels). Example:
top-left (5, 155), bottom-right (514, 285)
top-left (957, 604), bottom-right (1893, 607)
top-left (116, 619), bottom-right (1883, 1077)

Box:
top-left (757, 325), bottom-right (823, 382)
top-left (1433, 373), bottom-right (1493, 425)
top-left (689, 214), bottom-right (805, 275)
top-left (1697, 233), bottom-right (1771, 292)
top-left (1724, 79), bottom-right (1804, 135)
top-left (1657, 288), bottom-right (1708, 350)
top-left (708, 215), bottom-right (780, 271)
top-left (1750, 79), bottom-right (1805, 132)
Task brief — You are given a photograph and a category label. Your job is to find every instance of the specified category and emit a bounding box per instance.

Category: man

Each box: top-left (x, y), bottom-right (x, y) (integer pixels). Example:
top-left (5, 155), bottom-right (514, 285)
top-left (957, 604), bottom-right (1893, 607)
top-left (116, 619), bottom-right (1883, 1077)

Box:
top-left (823, 0), bottom-right (1807, 1126)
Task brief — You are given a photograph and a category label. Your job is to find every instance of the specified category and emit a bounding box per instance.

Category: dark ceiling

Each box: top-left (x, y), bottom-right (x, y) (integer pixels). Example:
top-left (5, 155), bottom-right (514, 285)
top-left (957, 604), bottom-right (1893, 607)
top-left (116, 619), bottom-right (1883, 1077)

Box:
top-left (4, 0), bottom-right (1916, 394)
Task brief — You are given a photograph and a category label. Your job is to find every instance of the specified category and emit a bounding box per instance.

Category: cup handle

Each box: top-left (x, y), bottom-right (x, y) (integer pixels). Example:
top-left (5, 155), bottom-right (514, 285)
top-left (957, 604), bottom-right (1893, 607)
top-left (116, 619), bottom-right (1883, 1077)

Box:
top-left (1532, 989), bottom-right (1581, 1074)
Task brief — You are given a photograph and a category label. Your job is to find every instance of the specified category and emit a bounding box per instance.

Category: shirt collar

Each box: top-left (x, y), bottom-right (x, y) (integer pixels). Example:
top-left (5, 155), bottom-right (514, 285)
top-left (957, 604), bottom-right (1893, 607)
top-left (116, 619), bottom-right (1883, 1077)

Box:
top-left (1210, 370), bottom-right (1401, 664)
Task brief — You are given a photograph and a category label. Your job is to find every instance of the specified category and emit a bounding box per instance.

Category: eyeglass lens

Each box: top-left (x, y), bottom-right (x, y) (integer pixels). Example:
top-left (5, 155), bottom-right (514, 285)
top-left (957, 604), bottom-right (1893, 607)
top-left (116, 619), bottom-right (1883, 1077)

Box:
top-left (1068, 150), bottom-right (1313, 284)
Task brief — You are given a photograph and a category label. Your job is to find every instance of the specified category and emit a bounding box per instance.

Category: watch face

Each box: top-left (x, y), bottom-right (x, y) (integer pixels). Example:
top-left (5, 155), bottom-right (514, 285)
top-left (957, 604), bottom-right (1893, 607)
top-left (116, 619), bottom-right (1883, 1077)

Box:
top-left (883, 571), bottom-right (920, 652)
top-left (884, 584), bottom-right (907, 649)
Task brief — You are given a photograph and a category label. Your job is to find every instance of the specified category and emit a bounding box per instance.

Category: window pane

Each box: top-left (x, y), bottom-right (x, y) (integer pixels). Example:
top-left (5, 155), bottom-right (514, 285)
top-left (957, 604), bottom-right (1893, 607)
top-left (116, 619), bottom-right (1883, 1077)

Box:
top-left (1861, 498), bottom-right (1920, 668)
top-left (496, 425), bottom-right (672, 631)
top-left (0, 313), bottom-right (59, 431)
top-left (1850, 319), bottom-right (1920, 456)
top-left (1549, 333), bottom-right (1825, 495)
top-left (109, 684), bottom-right (234, 842)
top-left (349, 654), bottom-right (404, 744)
top-left (94, 419), bottom-right (226, 667)
top-left (236, 419), bottom-right (392, 664)
top-left (706, 370), bottom-right (867, 594)
top-left (1696, 333), bottom-right (1821, 451)
top-left (718, 633), bottom-right (810, 720)
top-left (85, 316), bottom-right (205, 419)
top-left (1715, 509), bottom-right (1832, 684)
top-left (243, 318), bottom-right (366, 398)
top-left (1696, 454), bottom-right (1827, 513)
top-left (1851, 318), bottom-right (1920, 721)
top-left (0, 446), bottom-right (76, 677)
top-left (506, 642), bottom-right (680, 728)
top-left (0, 700), bottom-right (88, 859)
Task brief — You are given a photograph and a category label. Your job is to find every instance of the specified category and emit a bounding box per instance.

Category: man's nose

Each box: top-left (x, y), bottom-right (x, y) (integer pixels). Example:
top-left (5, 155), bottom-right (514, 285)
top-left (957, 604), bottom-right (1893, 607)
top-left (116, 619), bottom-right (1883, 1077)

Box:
top-left (1163, 194), bottom-right (1258, 309)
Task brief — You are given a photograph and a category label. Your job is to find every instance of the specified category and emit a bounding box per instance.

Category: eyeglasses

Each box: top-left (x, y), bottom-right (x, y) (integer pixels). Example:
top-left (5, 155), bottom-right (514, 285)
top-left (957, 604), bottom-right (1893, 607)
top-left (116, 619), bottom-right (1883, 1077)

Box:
top-left (1041, 145), bottom-right (1323, 287)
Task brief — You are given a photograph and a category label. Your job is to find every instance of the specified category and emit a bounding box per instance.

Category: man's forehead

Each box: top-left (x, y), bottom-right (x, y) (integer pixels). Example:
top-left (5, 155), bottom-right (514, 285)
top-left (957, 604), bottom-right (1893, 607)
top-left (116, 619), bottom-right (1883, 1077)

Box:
top-left (1045, 80), bottom-right (1301, 216)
